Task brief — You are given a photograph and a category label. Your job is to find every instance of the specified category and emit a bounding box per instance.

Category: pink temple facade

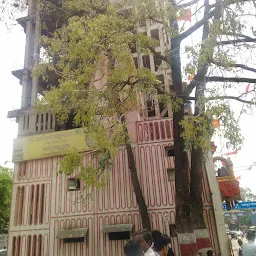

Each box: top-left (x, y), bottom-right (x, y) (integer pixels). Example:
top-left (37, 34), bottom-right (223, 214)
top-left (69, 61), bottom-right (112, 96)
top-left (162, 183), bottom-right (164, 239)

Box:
top-left (7, 0), bottom-right (230, 254)
top-left (7, 117), bottom-right (227, 256)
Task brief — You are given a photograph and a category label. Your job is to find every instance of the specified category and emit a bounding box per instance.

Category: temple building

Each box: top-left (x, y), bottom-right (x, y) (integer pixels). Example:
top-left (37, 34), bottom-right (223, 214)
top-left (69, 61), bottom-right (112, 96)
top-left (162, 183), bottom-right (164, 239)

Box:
top-left (7, 0), bottom-right (229, 255)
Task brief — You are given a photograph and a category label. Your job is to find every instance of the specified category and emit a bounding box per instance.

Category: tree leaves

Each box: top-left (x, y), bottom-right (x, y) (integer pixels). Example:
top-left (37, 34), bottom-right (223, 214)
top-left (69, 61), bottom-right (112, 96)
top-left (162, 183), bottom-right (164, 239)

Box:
top-left (30, 0), bottom-right (256, 187)
top-left (0, 166), bottom-right (12, 233)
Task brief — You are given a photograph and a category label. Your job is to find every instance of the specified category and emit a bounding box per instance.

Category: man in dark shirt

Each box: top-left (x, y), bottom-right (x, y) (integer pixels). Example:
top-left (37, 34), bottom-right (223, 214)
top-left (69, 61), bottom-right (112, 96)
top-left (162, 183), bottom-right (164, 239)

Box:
top-left (151, 230), bottom-right (175, 256)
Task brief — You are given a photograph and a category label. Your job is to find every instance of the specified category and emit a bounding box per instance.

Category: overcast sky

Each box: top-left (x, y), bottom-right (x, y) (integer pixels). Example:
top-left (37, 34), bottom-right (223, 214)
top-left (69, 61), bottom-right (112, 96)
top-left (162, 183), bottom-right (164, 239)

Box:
top-left (0, 24), bottom-right (23, 166)
top-left (1, 19), bottom-right (256, 194)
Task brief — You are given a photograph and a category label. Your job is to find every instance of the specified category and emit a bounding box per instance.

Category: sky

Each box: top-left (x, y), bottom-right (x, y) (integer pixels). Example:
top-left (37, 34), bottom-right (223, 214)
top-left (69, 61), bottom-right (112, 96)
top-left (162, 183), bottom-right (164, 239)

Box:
top-left (0, 15), bottom-right (256, 194)
top-left (0, 24), bottom-right (23, 166)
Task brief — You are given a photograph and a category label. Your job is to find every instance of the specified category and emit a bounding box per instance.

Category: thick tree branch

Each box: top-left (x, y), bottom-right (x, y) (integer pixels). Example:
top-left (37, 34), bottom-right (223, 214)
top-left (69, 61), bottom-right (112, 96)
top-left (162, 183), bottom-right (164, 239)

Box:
top-left (194, 0), bottom-right (211, 115)
top-left (184, 75), bottom-right (256, 96)
top-left (207, 76), bottom-right (256, 83)
top-left (183, 2), bottom-right (222, 97)
top-left (173, 8), bottom-right (216, 43)
top-left (220, 32), bottom-right (253, 40)
top-left (211, 60), bottom-right (256, 73)
top-left (183, 80), bottom-right (197, 96)
top-left (148, 46), bottom-right (170, 64)
top-left (217, 38), bottom-right (256, 45)
top-left (147, 16), bottom-right (165, 25)
top-left (188, 96), bottom-right (256, 104)
top-left (177, 0), bottom-right (200, 7)
top-left (209, 0), bottom-right (253, 9)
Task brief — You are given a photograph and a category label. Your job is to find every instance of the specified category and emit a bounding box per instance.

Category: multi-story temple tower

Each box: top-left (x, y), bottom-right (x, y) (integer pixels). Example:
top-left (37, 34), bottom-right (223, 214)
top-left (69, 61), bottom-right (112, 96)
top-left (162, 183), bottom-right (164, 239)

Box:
top-left (7, 0), bottom-right (229, 255)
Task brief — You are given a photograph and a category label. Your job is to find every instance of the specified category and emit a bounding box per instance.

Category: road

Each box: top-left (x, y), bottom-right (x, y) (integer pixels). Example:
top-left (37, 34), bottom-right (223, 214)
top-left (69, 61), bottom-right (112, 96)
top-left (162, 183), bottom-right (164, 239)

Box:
top-left (231, 239), bottom-right (240, 256)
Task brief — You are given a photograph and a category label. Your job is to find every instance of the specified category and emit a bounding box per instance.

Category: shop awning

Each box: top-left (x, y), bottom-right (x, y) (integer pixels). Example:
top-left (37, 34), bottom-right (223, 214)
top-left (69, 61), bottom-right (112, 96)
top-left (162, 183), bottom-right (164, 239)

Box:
top-left (102, 224), bottom-right (134, 233)
top-left (56, 228), bottom-right (88, 239)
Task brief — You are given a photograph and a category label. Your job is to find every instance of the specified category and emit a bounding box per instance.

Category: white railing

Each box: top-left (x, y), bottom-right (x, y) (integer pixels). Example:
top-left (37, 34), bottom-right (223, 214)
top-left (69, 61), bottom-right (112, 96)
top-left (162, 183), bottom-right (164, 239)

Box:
top-left (136, 118), bottom-right (173, 144)
top-left (18, 110), bottom-right (56, 136)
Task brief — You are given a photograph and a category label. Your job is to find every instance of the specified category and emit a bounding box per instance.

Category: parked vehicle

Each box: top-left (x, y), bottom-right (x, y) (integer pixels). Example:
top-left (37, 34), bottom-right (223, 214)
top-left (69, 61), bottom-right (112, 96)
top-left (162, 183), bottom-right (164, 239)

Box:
top-left (229, 231), bottom-right (237, 239)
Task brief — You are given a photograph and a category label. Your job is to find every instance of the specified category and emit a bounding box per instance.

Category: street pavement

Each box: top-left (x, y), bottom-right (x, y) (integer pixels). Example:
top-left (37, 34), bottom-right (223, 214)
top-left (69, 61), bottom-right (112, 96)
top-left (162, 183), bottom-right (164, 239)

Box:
top-left (231, 239), bottom-right (240, 256)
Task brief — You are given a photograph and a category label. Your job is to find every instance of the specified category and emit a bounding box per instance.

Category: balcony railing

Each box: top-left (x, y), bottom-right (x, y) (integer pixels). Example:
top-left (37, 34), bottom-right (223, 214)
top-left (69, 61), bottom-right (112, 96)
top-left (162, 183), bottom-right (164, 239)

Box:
top-left (18, 110), bottom-right (56, 137)
top-left (136, 118), bottom-right (173, 144)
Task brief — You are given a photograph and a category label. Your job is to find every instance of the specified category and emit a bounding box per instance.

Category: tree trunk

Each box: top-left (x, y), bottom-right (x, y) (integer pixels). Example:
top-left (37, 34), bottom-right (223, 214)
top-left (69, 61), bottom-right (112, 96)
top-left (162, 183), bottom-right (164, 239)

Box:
top-left (190, 146), bottom-right (205, 229)
top-left (170, 37), bottom-right (192, 232)
top-left (125, 142), bottom-right (151, 230)
top-left (190, 146), bottom-right (212, 254)
top-left (170, 37), bottom-right (197, 255)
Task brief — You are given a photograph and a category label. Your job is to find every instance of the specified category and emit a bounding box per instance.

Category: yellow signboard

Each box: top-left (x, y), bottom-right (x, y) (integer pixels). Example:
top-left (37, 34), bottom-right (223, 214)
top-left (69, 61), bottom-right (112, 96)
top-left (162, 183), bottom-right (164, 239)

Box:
top-left (13, 128), bottom-right (91, 163)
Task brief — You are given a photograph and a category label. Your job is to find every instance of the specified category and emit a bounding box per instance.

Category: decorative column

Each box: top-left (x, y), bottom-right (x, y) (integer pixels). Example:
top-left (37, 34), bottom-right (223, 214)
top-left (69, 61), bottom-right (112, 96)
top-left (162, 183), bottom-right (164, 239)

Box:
top-left (31, 0), bottom-right (41, 107)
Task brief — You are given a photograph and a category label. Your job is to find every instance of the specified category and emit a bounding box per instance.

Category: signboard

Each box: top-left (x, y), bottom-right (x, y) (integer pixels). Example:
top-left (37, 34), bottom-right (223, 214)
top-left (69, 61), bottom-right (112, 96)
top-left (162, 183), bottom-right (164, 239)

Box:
top-left (218, 179), bottom-right (241, 200)
top-left (223, 201), bottom-right (256, 210)
top-left (13, 128), bottom-right (92, 162)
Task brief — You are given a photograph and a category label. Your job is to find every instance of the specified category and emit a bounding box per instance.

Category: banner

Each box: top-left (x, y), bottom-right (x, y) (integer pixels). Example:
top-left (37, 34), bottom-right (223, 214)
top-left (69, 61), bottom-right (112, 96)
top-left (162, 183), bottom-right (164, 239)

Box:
top-left (218, 179), bottom-right (241, 200)
top-left (223, 201), bottom-right (256, 210)
top-left (12, 128), bottom-right (92, 163)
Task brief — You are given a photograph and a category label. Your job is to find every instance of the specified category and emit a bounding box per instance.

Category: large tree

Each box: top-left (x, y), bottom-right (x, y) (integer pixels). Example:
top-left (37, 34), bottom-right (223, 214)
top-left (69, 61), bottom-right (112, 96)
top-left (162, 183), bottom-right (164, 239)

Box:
top-left (5, 0), bottom-right (256, 254)
top-left (240, 187), bottom-right (256, 202)
top-left (0, 166), bottom-right (13, 234)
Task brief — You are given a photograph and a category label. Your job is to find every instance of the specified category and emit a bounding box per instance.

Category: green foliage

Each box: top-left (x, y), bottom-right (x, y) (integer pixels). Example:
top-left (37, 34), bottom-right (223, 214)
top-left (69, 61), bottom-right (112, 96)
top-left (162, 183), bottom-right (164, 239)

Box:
top-left (59, 150), bottom-right (111, 189)
top-left (0, 166), bottom-right (13, 233)
top-left (59, 150), bottom-right (83, 175)
top-left (35, 0), bottom-right (175, 188)
top-left (32, 0), bottom-right (256, 186)
top-left (180, 115), bottom-right (213, 150)
top-left (206, 101), bottom-right (244, 150)
top-left (240, 187), bottom-right (256, 202)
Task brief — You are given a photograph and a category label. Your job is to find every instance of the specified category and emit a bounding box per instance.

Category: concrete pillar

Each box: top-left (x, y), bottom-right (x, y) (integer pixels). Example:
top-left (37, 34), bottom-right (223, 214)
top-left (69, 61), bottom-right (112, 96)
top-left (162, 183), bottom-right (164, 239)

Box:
top-left (21, 0), bottom-right (34, 108)
top-left (31, 0), bottom-right (41, 106)
top-left (205, 151), bottom-right (230, 256)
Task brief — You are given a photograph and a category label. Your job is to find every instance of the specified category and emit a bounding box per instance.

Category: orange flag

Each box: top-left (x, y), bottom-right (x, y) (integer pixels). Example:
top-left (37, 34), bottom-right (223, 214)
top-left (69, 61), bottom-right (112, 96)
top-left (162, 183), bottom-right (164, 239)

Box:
top-left (188, 72), bottom-right (195, 81)
top-left (213, 119), bottom-right (220, 128)
top-left (178, 9), bottom-right (192, 22)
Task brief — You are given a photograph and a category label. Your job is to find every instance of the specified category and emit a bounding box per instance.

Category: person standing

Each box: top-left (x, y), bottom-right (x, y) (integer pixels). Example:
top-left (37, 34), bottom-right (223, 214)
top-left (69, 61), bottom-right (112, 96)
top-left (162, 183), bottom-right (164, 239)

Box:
top-left (151, 230), bottom-right (175, 256)
top-left (135, 229), bottom-right (155, 256)
top-left (124, 240), bottom-right (143, 256)
top-left (153, 234), bottom-right (171, 256)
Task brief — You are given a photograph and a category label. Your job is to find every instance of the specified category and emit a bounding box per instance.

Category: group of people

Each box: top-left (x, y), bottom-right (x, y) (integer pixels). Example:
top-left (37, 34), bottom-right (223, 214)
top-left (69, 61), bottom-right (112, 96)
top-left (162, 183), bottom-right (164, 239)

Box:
top-left (124, 229), bottom-right (217, 256)
top-left (124, 229), bottom-right (174, 256)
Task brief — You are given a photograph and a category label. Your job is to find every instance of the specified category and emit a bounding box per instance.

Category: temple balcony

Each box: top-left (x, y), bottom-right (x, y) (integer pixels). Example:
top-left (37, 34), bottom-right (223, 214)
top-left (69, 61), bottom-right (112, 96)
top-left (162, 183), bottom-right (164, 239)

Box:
top-left (136, 118), bottom-right (173, 144)
top-left (17, 110), bottom-right (56, 137)
top-left (12, 68), bottom-right (59, 93)
top-left (17, 15), bottom-right (65, 37)
top-left (8, 107), bottom-right (80, 137)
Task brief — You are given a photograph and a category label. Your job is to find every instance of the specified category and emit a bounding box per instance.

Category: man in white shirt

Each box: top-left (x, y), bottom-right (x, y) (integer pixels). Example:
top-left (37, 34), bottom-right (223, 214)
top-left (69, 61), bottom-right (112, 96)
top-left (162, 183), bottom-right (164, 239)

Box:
top-left (242, 231), bottom-right (256, 256)
top-left (135, 229), bottom-right (156, 256)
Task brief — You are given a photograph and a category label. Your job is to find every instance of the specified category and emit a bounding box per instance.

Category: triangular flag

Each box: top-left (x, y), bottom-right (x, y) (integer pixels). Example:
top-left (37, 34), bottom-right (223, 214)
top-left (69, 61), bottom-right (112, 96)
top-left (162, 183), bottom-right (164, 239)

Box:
top-left (223, 150), bottom-right (238, 156)
top-left (178, 9), bottom-right (192, 22)
top-left (213, 119), bottom-right (220, 128)
top-left (245, 83), bottom-right (250, 93)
